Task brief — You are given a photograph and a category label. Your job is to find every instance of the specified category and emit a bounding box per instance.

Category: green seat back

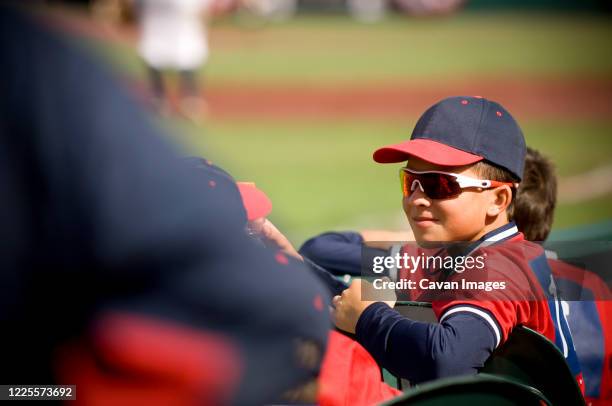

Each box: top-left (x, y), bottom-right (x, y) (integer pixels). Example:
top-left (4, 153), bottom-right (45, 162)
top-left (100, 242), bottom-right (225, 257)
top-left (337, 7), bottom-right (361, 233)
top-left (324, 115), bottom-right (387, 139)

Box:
top-left (481, 326), bottom-right (585, 406)
top-left (379, 373), bottom-right (550, 406)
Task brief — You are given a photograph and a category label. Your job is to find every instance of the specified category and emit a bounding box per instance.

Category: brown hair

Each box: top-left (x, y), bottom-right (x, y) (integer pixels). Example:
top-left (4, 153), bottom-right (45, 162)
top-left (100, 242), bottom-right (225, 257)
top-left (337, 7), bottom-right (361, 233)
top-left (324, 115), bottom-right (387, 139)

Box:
top-left (512, 147), bottom-right (557, 241)
top-left (471, 148), bottom-right (557, 240)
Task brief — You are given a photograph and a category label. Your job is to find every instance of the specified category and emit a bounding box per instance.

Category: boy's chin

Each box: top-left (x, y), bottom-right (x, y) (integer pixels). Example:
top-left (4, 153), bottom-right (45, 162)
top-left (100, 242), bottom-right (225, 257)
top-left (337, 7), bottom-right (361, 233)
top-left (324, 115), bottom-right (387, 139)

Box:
top-left (414, 230), bottom-right (446, 246)
top-left (413, 226), bottom-right (459, 247)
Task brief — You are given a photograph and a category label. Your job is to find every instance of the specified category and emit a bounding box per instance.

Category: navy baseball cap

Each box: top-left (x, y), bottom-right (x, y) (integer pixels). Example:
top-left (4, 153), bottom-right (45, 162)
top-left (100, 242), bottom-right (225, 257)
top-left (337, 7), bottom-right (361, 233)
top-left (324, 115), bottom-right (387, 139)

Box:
top-left (373, 96), bottom-right (527, 180)
top-left (186, 157), bottom-right (273, 222)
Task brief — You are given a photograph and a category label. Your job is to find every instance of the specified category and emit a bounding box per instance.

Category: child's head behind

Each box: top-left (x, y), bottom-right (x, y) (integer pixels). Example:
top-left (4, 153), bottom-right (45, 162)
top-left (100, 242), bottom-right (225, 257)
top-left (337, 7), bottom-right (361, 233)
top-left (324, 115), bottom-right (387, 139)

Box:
top-left (374, 96), bottom-right (525, 243)
top-left (512, 147), bottom-right (557, 241)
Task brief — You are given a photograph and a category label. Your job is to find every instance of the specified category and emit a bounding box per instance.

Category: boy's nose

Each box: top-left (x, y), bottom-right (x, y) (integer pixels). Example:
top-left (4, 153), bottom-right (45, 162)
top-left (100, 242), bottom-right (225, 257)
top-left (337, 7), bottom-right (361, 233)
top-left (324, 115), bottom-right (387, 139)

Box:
top-left (406, 182), bottom-right (431, 207)
top-left (410, 179), bottom-right (425, 194)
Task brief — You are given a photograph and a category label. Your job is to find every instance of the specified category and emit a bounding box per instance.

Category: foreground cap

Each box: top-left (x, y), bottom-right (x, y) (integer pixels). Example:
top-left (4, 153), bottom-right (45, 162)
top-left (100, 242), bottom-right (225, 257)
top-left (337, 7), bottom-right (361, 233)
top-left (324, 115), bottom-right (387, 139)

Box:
top-left (237, 182), bottom-right (273, 221)
top-left (373, 96), bottom-right (526, 180)
top-left (186, 157), bottom-right (272, 223)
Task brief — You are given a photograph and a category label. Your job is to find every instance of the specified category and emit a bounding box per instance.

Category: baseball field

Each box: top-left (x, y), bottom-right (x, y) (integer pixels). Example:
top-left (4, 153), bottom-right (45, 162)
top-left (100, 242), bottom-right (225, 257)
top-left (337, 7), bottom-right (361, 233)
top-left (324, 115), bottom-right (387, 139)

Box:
top-left (89, 10), bottom-right (612, 244)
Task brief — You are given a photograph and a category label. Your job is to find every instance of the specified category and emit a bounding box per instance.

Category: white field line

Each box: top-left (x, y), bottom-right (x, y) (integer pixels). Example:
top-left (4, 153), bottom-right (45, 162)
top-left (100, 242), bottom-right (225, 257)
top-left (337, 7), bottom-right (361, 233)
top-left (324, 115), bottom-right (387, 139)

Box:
top-left (558, 165), bottom-right (612, 204)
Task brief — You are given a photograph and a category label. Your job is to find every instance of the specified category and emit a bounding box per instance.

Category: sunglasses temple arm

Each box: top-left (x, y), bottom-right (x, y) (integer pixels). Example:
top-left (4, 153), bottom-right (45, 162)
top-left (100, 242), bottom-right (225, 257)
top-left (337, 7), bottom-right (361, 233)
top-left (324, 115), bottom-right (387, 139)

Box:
top-left (489, 180), bottom-right (520, 188)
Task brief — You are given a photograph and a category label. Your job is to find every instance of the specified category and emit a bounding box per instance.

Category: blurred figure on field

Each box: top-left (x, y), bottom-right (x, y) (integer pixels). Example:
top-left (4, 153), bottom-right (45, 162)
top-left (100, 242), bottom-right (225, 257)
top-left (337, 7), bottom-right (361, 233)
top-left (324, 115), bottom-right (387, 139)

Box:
top-left (392, 0), bottom-right (467, 16)
top-left (347, 0), bottom-right (388, 23)
top-left (136, 0), bottom-right (213, 121)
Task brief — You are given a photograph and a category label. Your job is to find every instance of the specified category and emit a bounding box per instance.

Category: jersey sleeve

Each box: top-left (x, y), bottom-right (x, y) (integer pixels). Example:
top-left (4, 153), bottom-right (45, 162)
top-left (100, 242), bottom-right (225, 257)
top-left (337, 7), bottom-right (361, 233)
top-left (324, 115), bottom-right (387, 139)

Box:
top-left (431, 247), bottom-right (540, 347)
top-left (355, 302), bottom-right (496, 383)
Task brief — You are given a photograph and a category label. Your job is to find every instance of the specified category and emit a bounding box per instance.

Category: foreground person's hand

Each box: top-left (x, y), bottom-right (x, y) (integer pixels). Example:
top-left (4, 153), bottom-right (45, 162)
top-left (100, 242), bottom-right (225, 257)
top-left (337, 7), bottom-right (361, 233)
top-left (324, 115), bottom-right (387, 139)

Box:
top-left (253, 218), bottom-right (302, 260)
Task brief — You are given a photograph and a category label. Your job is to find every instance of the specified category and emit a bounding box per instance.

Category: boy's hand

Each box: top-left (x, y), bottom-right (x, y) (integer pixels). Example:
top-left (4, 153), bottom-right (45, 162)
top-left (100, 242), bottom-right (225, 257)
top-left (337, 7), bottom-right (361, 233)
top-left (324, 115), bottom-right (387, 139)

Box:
top-left (332, 279), bottom-right (396, 334)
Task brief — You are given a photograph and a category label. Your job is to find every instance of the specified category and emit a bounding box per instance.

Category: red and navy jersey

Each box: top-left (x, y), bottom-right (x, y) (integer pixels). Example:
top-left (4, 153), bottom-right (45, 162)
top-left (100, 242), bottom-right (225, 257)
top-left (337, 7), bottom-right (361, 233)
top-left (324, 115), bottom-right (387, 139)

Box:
top-left (394, 222), bottom-right (583, 387)
top-left (301, 224), bottom-right (586, 387)
top-left (548, 258), bottom-right (612, 404)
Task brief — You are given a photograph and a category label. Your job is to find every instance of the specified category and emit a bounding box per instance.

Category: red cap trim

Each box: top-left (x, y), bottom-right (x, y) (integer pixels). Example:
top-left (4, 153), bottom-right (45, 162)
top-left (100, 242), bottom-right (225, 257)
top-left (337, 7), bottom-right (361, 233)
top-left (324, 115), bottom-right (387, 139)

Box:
top-left (373, 139), bottom-right (483, 167)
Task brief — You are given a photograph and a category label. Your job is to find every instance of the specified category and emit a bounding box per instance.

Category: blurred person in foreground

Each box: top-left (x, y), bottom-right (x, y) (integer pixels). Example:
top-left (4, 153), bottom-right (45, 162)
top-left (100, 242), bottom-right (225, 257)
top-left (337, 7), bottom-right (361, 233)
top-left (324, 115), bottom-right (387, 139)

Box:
top-left (188, 158), bottom-right (349, 298)
top-left (136, 0), bottom-right (213, 121)
top-left (0, 5), bottom-right (330, 405)
top-left (192, 166), bottom-right (403, 405)
top-left (237, 181), bottom-right (302, 259)
top-left (185, 158), bottom-right (302, 259)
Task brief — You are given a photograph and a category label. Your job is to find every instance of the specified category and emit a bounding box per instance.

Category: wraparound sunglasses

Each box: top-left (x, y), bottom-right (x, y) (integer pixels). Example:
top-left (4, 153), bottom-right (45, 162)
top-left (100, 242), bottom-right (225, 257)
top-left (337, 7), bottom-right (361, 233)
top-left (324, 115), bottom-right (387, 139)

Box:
top-left (400, 168), bottom-right (518, 200)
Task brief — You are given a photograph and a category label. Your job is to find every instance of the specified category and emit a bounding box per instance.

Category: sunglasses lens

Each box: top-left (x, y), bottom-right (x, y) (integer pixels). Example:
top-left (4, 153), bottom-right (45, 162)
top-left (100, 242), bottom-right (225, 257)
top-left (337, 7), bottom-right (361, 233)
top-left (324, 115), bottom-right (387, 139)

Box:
top-left (423, 173), bottom-right (461, 199)
top-left (400, 170), bottom-right (462, 199)
top-left (400, 170), bottom-right (414, 197)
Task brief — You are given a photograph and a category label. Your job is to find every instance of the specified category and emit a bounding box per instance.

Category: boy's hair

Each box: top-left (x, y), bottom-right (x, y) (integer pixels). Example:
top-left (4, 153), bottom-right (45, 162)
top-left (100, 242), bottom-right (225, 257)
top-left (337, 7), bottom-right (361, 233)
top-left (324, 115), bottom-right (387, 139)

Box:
top-left (512, 147), bottom-right (557, 241)
top-left (472, 160), bottom-right (519, 217)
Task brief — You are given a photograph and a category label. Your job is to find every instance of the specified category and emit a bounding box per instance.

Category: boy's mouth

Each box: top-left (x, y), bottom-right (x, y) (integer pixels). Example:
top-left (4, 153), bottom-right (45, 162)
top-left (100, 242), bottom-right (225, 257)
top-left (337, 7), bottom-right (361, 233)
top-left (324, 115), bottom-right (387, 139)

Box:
top-left (411, 216), bottom-right (439, 227)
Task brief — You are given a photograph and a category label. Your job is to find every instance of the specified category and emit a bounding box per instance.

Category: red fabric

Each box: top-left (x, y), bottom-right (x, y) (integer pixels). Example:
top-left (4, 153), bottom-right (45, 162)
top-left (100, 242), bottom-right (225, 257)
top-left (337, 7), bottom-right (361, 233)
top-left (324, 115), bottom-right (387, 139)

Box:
top-left (373, 139), bottom-right (483, 166)
top-left (54, 312), bottom-right (242, 406)
top-left (594, 299), bottom-right (612, 404)
top-left (236, 182), bottom-right (272, 221)
top-left (318, 331), bottom-right (402, 406)
top-left (431, 238), bottom-right (556, 346)
top-left (397, 235), bottom-right (556, 346)
top-left (549, 260), bottom-right (612, 405)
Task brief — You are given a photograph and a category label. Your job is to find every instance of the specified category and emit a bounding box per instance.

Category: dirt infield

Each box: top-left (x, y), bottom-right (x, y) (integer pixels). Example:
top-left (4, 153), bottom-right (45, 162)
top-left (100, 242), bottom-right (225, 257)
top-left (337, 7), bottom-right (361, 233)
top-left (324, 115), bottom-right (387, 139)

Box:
top-left (47, 8), bottom-right (612, 121)
top-left (205, 78), bottom-right (612, 120)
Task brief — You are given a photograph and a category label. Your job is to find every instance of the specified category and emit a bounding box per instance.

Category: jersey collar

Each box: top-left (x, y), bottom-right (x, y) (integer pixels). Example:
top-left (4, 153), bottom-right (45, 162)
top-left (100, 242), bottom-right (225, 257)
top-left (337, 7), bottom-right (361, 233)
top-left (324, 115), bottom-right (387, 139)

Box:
top-left (480, 221), bottom-right (520, 243)
top-left (462, 221), bottom-right (521, 256)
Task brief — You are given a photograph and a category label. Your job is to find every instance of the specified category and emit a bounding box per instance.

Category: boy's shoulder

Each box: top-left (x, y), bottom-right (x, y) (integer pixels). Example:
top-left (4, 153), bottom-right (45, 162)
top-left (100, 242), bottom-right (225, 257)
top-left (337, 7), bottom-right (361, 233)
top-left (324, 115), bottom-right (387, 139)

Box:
top-left (477, 235), bottom-right (546, 269)
top-left (474, 236), bottom-right (551, 294)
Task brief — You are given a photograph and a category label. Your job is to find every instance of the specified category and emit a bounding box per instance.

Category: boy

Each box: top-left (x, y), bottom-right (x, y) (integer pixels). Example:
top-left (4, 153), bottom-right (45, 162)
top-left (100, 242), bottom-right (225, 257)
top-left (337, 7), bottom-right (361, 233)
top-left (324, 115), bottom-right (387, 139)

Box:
top-left (331, 96), bottom-right (583, 388)
top-left (305, 146), bottom-right (611, 401)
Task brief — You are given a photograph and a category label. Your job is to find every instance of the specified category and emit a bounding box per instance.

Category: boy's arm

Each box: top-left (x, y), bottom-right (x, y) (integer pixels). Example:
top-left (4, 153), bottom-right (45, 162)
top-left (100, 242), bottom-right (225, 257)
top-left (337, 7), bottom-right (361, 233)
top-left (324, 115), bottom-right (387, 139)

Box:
top-left (360, 229), bottom-right (415, 250)
top-left (355, 303), bottom-right (497, 383)
top-left (299, 231), bottom-right (394, 276)
top-left (333, 280), bottom-right (497, 383)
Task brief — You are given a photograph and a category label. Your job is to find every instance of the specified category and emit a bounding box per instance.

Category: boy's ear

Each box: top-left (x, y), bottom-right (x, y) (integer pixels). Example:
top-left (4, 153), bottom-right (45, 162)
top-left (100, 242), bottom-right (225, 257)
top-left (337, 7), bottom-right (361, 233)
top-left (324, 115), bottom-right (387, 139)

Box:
top-left (486, 185), bottom-right (513, 217)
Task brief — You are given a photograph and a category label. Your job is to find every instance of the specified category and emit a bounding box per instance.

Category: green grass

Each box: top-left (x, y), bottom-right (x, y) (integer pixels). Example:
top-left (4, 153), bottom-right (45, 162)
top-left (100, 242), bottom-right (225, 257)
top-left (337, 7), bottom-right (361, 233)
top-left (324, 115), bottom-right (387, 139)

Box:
top-left (170, 119), bottom-right (406, 243)
top-left (85, 11), bottom-right (612, 244)
top-left (93, 12), bottom-right (612, 84)
top-left (523, 121), bottom-right (612, 176)
top-left (169, 117), bottom-right (612, 245)
top-left (554, 193), bottom-right (612, 229)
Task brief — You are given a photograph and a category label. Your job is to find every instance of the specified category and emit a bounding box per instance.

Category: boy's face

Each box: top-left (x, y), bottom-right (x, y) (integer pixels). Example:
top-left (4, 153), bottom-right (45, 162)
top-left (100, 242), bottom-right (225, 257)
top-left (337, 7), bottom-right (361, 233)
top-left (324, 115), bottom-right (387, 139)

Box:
top-left (403, 157), bottom-right (494, 243)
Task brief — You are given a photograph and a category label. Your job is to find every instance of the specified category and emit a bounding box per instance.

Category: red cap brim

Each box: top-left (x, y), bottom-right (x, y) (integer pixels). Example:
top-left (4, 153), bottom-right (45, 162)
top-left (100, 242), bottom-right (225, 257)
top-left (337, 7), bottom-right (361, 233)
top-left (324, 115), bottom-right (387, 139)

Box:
top-left (237, 182), bottom-right (272, 221)
top-left (373, 139), bottom-right (483, 166)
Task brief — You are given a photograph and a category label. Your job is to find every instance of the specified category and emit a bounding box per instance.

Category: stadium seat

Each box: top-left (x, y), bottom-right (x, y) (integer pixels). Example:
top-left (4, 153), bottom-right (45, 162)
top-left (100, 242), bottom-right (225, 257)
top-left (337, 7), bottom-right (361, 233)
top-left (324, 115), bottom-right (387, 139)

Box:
top-left (383, 302), bottom-right (436, 390)
top-left (387, 303), bottom-right (585, 405)
top-left (395, 301), bottom-right (436, 323)
top-left (379, 373), bottom-right (550, 406)
top-left (481, 325), bottom-right (586, 406)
